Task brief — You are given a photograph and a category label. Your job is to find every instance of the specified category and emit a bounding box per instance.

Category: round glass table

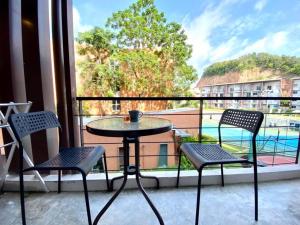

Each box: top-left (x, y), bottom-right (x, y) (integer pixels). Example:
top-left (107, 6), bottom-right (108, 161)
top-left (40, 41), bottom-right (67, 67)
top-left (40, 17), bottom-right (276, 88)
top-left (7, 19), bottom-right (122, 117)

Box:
top-left (86, 117), bottom-right (172, 225)
top-left (86, 117), bottom-right (172, 137)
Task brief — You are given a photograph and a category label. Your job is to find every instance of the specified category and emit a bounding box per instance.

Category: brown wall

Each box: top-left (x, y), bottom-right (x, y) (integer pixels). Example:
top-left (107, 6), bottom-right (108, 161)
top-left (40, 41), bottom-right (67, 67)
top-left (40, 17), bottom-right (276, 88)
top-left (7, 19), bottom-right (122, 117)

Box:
top-left (281, 78), bottom-right (293, 97)
top-left (83, 110), bottom-right (200, 170)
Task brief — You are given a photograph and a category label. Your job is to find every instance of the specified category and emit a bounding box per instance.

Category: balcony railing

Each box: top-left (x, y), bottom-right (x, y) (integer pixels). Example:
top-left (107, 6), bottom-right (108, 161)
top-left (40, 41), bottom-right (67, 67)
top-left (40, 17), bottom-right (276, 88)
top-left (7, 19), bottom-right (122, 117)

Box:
top-left (75, 97), bottom-right (300, 173)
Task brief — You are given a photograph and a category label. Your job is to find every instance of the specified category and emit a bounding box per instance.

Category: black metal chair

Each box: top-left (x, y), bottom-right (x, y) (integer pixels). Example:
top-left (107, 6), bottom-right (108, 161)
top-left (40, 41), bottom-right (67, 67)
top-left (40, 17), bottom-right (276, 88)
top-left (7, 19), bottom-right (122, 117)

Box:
top-left (176, 109), bottom-right (264, 225)
top-left (8, 111), bottom-right (110, 225)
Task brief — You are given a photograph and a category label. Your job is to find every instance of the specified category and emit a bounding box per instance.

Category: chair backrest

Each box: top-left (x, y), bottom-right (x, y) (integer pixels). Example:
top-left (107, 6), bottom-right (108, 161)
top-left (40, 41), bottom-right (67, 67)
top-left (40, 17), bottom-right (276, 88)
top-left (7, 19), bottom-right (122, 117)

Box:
top-left (8, 111), bottom-right (60, 141)
top-left (219, 109), bottom-right (264, 136)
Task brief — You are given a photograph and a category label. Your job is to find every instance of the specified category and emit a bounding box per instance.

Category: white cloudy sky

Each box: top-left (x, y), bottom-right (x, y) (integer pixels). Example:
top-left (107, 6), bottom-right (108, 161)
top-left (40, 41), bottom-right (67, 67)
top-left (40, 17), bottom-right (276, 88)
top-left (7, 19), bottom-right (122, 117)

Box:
top-left (73, 0), bottom-right (300, 76)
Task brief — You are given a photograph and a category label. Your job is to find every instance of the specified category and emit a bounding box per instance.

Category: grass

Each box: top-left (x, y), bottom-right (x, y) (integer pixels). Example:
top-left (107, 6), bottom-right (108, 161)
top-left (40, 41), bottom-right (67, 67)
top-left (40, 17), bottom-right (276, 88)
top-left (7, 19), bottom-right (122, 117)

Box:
top-left (222, 143), bottom-right (247, 154)
top-left (178, 135), bottom-right (250, 170)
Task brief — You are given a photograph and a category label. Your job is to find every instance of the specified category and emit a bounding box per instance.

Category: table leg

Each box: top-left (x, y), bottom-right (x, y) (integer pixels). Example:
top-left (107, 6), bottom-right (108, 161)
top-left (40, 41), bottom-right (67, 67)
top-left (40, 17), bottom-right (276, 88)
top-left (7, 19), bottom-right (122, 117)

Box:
top-left (138, 173), bottom-right (160, 189)
top-left (109, 175), bottom-right (124, 191)
top-left (93, 137), bottom-right (164, 225)
top-left (92, 175), bottom-right (127, 225)
top-left (92, 138), bottom-right (130, 225)
top-left (134, 138), bottom-right (165, 225)
top-left (110, 167), bottom-right (159, 190)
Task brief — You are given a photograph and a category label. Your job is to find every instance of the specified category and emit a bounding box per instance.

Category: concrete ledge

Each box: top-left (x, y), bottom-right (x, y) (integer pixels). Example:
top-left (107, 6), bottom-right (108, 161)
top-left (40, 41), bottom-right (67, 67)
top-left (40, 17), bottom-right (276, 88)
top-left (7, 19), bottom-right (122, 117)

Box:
top-left (3, 164), bottom-right (300, 192)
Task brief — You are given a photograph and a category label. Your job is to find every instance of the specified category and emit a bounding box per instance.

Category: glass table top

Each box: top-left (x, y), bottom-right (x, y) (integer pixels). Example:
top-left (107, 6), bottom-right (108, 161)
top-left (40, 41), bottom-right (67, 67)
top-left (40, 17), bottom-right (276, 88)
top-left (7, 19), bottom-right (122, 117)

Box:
top-left (86, 117), bottom-right (172, 137)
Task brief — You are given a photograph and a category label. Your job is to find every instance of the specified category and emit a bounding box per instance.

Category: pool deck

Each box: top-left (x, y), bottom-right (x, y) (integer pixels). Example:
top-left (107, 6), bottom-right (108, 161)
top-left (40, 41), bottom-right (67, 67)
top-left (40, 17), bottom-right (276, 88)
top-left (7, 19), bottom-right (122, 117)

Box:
top-left (258, 155), bottom-right (296, 165)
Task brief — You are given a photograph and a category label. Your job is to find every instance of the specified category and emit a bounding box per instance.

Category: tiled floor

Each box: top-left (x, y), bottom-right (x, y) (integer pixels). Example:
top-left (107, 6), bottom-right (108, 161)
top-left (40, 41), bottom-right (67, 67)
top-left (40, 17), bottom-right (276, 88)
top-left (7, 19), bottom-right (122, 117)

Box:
top-left (1, 179), bottom-right (300, 225)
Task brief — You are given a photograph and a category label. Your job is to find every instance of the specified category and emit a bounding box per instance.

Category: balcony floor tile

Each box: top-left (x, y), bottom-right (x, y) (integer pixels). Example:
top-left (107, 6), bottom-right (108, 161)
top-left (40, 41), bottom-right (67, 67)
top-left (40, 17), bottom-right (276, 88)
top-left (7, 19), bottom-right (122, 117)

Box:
top-left (1, 179), bottom-right (300, 225)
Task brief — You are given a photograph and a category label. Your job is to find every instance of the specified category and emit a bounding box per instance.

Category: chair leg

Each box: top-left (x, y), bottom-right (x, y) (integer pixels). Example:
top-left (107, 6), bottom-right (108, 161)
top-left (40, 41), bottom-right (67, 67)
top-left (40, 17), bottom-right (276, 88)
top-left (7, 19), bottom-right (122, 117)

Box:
top-left (103, 153), bottom-right (110, 191)
top-left (81, 172), bottom-right (92, 225)
top-left (58, 170), bottom-right (61, 193)
top-left (176, 149), bottom-right (182, 188)
top-left (109, 175), bottom-right (124, 191)
top-left (253, 163), bottom-right (258, 221)
top-left (195, 168), bottom-right (203, 225)
top-left (20, 170), bottom-right (26, 225)
top-left (220, 164), bottom-right (224, 187)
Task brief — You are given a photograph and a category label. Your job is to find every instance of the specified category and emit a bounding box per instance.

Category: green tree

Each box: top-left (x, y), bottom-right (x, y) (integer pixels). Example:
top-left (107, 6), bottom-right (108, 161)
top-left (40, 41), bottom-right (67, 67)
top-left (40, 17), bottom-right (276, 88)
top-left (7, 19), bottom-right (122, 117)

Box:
top-left (77, 27), bottom-right (119, 96)
top-left (76, 27), bottom-right (119, 114)
top-left (106, 0), bottom-right (197, 97)
top-left (76, 0), bottom-right (197, 113)
top-left (77, 27), bottom-right (114, 63)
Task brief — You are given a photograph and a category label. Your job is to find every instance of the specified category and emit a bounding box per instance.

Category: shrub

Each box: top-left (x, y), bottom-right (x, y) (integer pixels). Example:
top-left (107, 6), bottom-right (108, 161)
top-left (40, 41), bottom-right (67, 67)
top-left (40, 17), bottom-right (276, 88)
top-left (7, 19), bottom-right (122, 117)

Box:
top-left (179, 135), bottom-right (217, 169)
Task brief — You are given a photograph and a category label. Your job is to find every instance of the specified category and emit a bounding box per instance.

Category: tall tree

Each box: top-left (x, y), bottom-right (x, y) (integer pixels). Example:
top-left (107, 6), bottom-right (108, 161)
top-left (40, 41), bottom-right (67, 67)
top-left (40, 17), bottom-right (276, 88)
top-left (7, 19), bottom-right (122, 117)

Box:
top-left (106, 0), bottom-right (197, 97)
top-left (76, 0), bottom-right (197, 114)
top-left (76, 27), bottom-right (119, 114)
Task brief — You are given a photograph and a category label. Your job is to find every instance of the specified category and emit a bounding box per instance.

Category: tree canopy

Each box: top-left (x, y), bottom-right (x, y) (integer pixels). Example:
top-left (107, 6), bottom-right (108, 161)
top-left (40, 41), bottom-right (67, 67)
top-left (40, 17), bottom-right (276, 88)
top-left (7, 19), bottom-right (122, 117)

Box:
top-left (203, 53), bottom-right (300, 77)
top-left (76, 0), bottom-right (197, 102)
top-left (76, 27), bottom-right (119, 98)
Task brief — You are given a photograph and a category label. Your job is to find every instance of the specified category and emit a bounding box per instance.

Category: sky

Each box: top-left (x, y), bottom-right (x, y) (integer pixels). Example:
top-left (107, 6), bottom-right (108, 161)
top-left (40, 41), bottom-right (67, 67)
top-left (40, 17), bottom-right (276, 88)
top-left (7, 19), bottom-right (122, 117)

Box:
top-left (73, 0), bottom-right (300, 77)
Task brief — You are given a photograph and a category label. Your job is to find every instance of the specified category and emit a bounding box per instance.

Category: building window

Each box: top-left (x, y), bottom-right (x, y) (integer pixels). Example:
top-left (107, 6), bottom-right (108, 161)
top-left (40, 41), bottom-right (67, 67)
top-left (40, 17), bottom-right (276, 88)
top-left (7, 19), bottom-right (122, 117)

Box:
top-left (158, 144), bottom-right (168, 167)
top-left (256, 86), bottom-right (261, 91)
top-left (267, 86), bottom-right (272, 90)
top-left (253, 92), bottom-right (258, 96)
top-left (293, 91), bottom-right (298, 94)
top-left (112, 100), bottom-right (121, 111)
top-left (119, 147), bottom-right (124, 169)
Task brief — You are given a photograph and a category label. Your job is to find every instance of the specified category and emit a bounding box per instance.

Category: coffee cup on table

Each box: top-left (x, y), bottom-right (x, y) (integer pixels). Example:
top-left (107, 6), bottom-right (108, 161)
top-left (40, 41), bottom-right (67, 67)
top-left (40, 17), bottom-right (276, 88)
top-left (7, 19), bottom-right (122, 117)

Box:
top-left (129, 110), bottom-right (143, 122)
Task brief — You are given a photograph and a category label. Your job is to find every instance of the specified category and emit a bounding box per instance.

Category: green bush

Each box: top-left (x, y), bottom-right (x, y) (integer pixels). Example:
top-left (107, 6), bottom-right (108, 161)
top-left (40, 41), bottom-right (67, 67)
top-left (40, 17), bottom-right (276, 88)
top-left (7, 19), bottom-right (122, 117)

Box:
top-left (179, 135), bottom-right (217, 170)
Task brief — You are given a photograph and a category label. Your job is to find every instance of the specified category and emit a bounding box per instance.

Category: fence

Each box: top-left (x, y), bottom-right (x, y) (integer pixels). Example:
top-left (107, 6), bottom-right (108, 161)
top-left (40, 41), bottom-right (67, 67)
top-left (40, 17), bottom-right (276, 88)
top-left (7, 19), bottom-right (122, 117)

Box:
top-left (76, 97), bottom-right (300, 172)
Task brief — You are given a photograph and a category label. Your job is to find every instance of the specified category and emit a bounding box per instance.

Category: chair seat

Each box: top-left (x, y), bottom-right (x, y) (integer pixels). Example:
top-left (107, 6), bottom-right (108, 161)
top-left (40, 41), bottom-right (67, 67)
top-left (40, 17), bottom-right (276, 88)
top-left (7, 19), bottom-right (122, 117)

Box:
top-left (35, 146), bottom-right (105, 174)
top-left (180, 143), bottom-right (247, 170)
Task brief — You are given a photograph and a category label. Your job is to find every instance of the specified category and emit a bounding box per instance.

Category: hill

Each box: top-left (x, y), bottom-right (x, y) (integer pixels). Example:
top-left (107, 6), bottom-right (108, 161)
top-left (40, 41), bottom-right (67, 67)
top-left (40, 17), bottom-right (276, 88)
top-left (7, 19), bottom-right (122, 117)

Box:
top-left (202, 53), bottom-right (300, 77)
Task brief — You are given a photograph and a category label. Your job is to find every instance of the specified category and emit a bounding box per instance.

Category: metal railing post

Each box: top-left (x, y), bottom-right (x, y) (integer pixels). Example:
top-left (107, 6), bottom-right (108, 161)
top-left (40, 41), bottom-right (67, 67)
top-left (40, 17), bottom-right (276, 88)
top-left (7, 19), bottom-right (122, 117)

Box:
top-left (263, 113), bottom-right (267, 139)
top-left (198, 99), bottom-right (203, 143)
top-left (295, 130), bottom-right (300, 164)
top-left (272, 129), bottom-right (280, 166)
top-left (78, 100), bottom-right (84, 147)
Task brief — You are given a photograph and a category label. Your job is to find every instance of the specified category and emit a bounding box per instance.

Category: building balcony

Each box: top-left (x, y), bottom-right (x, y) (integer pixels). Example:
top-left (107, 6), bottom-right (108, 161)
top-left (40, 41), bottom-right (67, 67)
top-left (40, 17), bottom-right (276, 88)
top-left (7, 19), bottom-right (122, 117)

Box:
top-left (1, 1), bottom-right (300, 224)
top-left (1, 96), bottom-right (300, 225)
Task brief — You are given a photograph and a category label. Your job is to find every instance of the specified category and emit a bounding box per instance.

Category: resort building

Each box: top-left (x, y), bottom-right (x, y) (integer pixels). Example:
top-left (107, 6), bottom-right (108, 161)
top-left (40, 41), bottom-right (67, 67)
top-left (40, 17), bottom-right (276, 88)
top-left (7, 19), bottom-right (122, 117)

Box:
top-left (197, 77), bottom-right (300, 111)
top-left (291, 78), bottom-right (300, 110)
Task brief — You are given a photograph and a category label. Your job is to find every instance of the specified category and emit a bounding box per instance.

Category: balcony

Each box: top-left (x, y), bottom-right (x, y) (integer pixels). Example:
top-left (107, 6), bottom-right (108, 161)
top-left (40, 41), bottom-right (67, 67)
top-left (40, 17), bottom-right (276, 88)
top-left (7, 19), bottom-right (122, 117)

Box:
top-left (2, 97), bottom-right (300, 184)
top-left (1, 96), bottom-right (300, 225)
top-left (1, 1), bottom-right (300, 224)
top-left (1, 178), bottom-right (300, 225)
